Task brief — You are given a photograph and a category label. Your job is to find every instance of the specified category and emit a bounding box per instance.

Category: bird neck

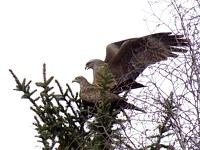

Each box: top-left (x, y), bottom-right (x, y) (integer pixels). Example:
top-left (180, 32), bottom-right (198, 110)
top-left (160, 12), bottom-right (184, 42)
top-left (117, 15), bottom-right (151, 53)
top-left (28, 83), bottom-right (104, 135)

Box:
top-left (80, 80), bottom-right (91, 88)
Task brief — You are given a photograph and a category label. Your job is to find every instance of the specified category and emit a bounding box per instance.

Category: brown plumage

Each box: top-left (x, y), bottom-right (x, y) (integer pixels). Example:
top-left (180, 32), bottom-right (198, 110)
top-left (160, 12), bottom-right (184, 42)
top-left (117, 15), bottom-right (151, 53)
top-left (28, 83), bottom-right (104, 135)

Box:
top-left (85, 32), bottom-right (188, 93)
top-left (72, 76), bottom-right (145, 113)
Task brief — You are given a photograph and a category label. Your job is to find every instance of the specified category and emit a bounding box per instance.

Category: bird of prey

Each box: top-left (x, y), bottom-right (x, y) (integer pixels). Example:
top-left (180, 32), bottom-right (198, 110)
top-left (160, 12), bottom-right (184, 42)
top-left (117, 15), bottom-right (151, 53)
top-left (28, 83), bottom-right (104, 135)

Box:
top-left (85, 32), bottom-right (188, 93)
top-left (72, 76), bottom-right (145, 113)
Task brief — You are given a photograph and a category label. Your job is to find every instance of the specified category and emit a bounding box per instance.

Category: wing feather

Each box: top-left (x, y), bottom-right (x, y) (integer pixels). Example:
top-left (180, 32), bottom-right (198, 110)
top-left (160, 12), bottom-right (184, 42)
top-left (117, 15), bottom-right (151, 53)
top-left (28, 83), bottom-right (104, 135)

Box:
top-left (107, 32), bottom-right (188, 82)
top-left (80, 85), bottom-right (101, 103)
top-left (105, 38), bottom-right (137, 63)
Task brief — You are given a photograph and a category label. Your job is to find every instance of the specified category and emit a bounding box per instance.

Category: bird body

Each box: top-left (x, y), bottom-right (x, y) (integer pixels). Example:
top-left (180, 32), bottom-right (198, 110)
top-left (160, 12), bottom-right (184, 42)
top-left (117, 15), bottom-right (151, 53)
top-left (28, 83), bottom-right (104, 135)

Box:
top-left (72, 76), bottom-right (145, 112)
top-left (85, 32), bottom-right (188, 92)
top-left (73, 76), bottom-right (123, 103)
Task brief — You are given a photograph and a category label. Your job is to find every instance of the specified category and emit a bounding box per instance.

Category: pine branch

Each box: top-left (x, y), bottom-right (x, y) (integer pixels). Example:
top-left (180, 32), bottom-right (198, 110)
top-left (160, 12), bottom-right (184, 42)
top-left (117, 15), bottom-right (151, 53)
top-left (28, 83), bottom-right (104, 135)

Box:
top-left (9, 64), bottom-right (92, 149)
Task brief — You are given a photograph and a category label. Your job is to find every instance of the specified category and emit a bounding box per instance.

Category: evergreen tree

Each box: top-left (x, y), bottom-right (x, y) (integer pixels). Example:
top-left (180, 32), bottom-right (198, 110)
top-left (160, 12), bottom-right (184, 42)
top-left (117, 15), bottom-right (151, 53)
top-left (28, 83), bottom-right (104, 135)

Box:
top-left (10, 64), bottom-right (144, 149)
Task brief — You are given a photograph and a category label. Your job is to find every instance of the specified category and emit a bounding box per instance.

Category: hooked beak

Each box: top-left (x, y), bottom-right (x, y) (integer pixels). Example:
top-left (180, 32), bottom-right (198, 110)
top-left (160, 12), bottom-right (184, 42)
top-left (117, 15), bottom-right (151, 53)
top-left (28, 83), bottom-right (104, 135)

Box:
top-left (85, 63), bottom-right (91, 70)
top-left (72, 79), bottom-right (77, 83)
top-left (85, 66), bottom-right (89, 70)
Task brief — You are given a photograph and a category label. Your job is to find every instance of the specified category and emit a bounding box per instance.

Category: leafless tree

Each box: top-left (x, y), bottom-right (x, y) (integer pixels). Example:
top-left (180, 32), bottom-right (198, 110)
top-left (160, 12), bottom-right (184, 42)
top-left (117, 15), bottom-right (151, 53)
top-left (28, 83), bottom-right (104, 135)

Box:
top-left (121, 0), bottom-right (200, 149)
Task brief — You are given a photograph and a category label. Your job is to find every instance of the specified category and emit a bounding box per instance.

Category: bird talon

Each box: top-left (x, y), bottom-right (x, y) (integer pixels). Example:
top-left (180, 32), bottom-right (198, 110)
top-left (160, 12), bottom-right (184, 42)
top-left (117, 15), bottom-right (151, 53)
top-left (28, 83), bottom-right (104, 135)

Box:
top-left (93, 83), bottom-right (101, 88)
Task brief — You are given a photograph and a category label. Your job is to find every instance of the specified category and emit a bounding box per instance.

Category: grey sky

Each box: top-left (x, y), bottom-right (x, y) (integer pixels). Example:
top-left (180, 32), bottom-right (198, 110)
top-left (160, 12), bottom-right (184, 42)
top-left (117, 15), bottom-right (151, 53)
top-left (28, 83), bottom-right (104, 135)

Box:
top-left (0, 1), bottom-right (170, 149)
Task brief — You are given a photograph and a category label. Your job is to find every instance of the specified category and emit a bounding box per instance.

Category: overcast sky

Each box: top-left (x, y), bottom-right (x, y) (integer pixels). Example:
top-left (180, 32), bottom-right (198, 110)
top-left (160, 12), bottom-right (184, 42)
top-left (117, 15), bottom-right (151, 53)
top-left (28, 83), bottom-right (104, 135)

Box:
top-left (0, 0), bottom-right (171, 149)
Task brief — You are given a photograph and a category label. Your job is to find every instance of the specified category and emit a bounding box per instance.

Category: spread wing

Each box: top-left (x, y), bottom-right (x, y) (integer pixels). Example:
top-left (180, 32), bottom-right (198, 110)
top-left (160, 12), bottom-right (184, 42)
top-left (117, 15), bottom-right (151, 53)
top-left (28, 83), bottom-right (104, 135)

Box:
top-left (106, 32), bottom-right (188, 82)
top-left (104, 38), bottom-right (136, 63)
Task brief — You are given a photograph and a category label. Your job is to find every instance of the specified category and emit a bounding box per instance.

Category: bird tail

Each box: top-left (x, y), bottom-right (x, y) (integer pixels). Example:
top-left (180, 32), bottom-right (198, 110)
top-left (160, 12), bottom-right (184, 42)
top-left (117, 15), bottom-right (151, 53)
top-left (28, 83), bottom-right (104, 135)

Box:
top-left (114, 100), bottom-right (146, 113)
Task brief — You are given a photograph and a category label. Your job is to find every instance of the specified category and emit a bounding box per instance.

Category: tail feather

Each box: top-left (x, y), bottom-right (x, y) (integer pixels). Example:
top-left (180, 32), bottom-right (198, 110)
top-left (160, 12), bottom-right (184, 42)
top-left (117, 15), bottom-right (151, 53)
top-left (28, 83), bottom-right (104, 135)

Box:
top-left (113, 100), bottom-right (146, 113)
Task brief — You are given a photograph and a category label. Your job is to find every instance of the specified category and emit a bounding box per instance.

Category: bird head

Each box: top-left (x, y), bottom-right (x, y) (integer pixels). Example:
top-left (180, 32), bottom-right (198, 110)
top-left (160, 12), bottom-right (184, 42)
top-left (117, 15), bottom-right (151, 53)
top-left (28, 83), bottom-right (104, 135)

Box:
top-left (72, 76), bottom-right (87, 84)
top-left (85, 59), bottom-right (104, 70)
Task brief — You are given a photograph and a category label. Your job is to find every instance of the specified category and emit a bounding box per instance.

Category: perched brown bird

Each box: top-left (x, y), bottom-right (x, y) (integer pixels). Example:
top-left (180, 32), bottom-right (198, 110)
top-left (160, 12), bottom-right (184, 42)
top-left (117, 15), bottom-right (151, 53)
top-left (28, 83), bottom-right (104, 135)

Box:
top-left (85, 32), bottom-right (188, 93)
top-left (72, 76), bottom-right (145, 113)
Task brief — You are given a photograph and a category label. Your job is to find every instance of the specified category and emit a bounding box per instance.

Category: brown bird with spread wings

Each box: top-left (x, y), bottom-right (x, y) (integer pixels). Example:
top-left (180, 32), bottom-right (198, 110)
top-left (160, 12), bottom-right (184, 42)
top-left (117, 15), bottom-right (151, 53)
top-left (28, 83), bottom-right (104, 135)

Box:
top-left (72, 76), bottom-right (145, 113)
top-left (85, 32), bottom-right (188, 93)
